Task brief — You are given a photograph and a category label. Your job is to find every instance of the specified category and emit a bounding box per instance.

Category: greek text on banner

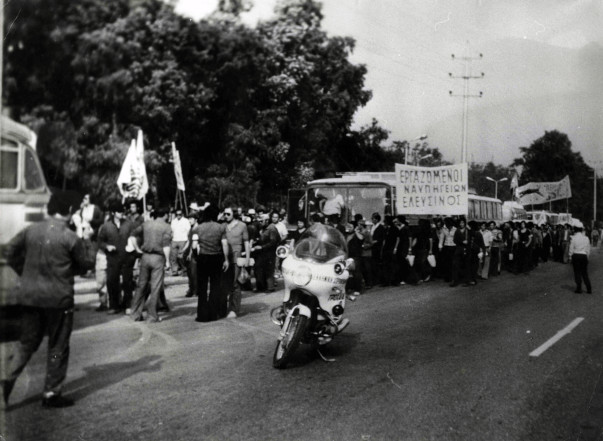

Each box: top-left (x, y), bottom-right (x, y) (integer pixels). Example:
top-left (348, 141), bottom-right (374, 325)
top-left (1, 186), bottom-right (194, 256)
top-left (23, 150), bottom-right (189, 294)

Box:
top-left (395, 163), bottom-right (469, 215)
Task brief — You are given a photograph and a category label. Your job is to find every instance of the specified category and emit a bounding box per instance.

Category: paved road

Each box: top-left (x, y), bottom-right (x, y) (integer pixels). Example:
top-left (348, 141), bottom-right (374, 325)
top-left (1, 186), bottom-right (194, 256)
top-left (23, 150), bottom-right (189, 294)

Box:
top-left (2, 247), bottom-right (603, 441)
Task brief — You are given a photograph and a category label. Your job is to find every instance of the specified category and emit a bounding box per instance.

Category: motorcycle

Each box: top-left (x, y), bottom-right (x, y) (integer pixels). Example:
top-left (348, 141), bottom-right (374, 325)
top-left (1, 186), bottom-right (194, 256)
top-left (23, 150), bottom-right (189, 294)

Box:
top-left (270, 223), bottom-right (354, 369)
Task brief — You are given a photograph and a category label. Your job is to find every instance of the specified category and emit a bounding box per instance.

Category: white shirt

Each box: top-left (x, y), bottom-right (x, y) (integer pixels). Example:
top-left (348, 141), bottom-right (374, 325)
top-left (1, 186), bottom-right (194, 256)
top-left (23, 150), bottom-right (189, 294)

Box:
top-left (481, 230), bottom-right (493, 247)
top-left (275, 221), bottom-right (289, 241)
top-left (171, 217), bottom-right (191, 242)
top-left (569, 232), bottom-right (590, 257)
top-left (322, 194), bottom-right (345, 216)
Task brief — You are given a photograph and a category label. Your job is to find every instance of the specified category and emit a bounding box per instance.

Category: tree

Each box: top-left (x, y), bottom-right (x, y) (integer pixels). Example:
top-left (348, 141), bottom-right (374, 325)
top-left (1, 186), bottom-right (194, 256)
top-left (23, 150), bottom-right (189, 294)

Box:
top-left (512, 130), bottom-right (596, 221)
top-left (468, 162), bottom-right (514, 201)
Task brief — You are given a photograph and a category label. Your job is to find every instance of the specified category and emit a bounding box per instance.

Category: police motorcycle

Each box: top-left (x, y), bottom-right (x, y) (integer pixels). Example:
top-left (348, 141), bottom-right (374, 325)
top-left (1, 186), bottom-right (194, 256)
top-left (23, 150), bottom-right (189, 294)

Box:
top-left (270, 223), bottom-right (354, 369)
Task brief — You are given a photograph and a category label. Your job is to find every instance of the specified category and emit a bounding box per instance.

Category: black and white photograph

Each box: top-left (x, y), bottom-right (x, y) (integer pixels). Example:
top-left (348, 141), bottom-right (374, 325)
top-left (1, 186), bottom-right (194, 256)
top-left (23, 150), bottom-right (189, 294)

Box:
top-left (0, 0), bottom-right (602, 440)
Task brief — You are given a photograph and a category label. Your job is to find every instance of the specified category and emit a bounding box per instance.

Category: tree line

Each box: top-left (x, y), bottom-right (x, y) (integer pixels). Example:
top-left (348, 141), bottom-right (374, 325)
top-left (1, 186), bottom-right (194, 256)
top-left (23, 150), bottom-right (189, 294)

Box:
top-left (3, 0), bottom-right (599, 222)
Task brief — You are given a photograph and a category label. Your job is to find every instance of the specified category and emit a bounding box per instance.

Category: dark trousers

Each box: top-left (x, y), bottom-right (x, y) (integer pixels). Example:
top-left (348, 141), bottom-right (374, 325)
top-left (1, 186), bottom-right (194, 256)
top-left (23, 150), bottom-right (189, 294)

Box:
top-left (4, 306), bottom-right (73, 396)
top-left (451, 249), bottom-right (468, 284)
top-left (131, 253), bottom-right (165, 321)
top-left (396, 254), bottom-right (418, 285)
top-left (489, 247), bottom-right (501, 276)
top-left (440, 246), bottom-right (456, 282)
top-left (187, 256), bottom-right (198, 296)
top-left (106, 255), bottom-right (134, 310)
top-left (196, 254), bottom-right (224, 322)
top-left (222, 254), bottom-right (242, 315)
top-left (572, 254), bottom-right (592, 292)
top-left (516, 245), bottom-right (530, 273)
top-left (255, 251), bottom-right (275, 292)
top-left (414, 249), bottom-right (431, 281)
top-left (381, 252), bottom-right (396, 286)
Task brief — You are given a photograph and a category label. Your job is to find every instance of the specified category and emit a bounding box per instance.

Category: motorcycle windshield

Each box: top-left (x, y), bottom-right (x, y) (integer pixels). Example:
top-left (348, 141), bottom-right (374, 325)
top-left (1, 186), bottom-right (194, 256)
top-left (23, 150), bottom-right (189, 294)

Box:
top-left (293, 224), bottom-right (347, 263)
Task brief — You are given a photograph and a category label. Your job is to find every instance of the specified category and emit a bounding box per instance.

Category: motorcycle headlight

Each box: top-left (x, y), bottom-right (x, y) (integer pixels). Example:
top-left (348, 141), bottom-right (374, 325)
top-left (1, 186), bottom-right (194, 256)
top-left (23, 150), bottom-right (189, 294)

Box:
top-left (276, 245), bottom-right (289, 259)
top-left (293, 265), bottom-right (312, 286)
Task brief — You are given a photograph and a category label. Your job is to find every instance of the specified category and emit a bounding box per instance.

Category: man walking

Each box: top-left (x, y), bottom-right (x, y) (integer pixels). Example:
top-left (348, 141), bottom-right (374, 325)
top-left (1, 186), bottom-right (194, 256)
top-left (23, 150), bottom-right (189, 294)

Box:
top-left (2, 193), bottom-right (95, 408)
top-left (97, 201), bottom-right (136, 314)
top-left (223, 207), bottom-right (250, 318)
top-left (170, 208), bottom-right (190, 276)
top-left (569, 223), bottom-right (592, 294)
top-left (129, 207), bottom-right (172, 323)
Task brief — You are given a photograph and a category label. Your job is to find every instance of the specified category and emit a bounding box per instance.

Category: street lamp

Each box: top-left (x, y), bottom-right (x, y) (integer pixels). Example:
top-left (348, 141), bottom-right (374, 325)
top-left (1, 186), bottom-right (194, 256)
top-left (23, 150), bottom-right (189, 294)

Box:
top-left (405, 134), bottom-right (428, 165)
top-left (416, 153), bottom-right (432, 166)
top-left (486, 176), bottom-right (508, 200)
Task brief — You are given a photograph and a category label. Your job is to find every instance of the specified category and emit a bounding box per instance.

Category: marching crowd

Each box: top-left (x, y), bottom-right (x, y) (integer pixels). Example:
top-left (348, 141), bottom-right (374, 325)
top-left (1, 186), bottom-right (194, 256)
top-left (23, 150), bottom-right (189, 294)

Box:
top-left (1, 190), bottom-right (598, 409)
top-left (340, 214), bottom-right (597, 299)
top-left (83, 189), bottom-right (598, 324)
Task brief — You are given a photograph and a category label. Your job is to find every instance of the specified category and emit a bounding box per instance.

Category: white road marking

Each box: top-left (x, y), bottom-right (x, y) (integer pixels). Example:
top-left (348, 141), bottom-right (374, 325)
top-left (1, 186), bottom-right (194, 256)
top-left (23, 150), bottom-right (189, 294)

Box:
top-left (529, 317), bottom-right (584, 357)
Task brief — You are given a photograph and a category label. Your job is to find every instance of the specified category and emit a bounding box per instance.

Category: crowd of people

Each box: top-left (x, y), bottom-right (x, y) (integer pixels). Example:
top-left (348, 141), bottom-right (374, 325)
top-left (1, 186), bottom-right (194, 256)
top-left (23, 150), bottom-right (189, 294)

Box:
top-left (71, 191), bottom-right (600, 321)
top-left (334, 213), bottom-right (597, 299)
top-left (2, 189), bottom-right (598, 409)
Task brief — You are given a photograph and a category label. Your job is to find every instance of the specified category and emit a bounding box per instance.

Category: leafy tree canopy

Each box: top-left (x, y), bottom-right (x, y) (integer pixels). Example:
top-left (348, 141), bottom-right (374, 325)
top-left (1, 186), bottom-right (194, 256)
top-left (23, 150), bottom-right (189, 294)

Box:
top-left (512, 130), bottom-right (600, 221)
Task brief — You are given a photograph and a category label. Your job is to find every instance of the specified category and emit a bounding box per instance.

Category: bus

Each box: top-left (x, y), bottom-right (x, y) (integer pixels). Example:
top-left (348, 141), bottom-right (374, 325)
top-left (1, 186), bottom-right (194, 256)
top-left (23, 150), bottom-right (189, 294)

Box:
top-left (0, 115), bottom-right (51, 304)
top-left (287, 172), bottom-right (503, 229)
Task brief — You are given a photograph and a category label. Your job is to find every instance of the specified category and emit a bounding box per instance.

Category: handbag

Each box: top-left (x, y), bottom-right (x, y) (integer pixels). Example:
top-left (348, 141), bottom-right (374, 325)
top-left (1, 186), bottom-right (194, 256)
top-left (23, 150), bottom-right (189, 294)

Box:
top-left (427, 254), bottom-right (436, 268)
top-left (406, 254), bottom-right (415, 267)
top-left (237, 267), bottom-right (250, 285)
top-left (237, 257), bottom-right (255, 267)
top-left (508, 252), bottom-right (514, 261)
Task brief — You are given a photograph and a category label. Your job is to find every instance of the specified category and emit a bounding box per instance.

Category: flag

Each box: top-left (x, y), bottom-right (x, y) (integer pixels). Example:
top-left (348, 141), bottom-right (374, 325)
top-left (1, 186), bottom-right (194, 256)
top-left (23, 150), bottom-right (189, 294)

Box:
top-left (172, 142), bottom-right (185, 191)
top-left (135, 130), bottom-right (149, 198)
top-left (116, 130), bottom-right (149, 200)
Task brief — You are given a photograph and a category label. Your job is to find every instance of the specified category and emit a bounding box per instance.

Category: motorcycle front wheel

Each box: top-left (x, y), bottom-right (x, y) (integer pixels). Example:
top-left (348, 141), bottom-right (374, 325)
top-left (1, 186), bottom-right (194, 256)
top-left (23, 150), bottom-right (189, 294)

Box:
top-left (272, 314), bottom-right (308, 369)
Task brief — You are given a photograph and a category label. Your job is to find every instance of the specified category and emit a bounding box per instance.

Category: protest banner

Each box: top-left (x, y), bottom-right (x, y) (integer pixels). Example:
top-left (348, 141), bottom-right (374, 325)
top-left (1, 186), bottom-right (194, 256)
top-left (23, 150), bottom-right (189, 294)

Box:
top-left (516, 176), bottom-right (571, 206)
top-left (395, 163), bottom-right (469, 215)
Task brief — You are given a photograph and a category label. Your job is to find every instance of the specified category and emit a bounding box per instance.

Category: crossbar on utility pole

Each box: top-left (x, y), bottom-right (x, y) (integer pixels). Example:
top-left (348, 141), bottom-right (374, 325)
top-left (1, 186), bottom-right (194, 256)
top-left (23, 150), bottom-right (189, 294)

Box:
top-left (449, 46), bottom-right (484, 164)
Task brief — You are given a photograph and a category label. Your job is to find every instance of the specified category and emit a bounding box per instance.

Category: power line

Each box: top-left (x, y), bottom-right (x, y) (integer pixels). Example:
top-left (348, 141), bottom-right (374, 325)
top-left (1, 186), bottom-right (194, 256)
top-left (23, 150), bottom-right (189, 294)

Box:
top-left (449, 45), bottom-right (484, 163)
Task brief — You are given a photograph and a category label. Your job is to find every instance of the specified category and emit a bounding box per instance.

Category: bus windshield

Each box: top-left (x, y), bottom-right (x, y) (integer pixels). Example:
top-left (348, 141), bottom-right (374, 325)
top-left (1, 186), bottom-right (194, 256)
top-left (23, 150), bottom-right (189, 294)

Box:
top-left (307, 185), bottom-right (390, 224)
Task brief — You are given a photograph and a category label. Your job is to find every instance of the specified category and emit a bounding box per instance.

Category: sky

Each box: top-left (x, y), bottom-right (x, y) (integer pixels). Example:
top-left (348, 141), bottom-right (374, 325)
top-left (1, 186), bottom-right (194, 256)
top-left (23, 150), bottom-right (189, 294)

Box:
top-left (175, 0), bottom-right (603, 168)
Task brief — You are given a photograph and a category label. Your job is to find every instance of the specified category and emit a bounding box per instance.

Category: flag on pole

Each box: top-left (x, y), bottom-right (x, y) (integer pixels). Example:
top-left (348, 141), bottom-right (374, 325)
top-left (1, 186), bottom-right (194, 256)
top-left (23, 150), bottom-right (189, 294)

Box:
top-left (117, 130), bottom-right (149, 200)
top-left (172, 142), bottom-right (185, 191)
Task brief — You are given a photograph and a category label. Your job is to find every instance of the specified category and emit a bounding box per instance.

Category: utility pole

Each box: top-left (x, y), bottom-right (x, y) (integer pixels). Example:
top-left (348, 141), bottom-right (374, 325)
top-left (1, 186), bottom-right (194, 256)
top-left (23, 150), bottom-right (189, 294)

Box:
top-left (449, 44), bottom-right (484, 164)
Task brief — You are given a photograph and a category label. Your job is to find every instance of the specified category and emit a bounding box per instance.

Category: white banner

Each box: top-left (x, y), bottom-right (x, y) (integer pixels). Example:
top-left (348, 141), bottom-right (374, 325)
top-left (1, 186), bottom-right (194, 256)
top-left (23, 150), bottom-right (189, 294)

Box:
top-left (516, 175), bottom-right (571, 205)
top-left (395, 163), bottom-right (469, 215)
top-left (172, 142), bottom-right (185, 191)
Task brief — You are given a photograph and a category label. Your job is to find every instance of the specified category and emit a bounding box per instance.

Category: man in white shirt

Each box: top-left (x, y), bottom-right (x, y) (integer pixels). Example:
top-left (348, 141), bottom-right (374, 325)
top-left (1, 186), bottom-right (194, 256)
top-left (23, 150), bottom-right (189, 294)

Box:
top-left (170, 209), bottom-right (191, 276)
top-left (568, 224), bottom-right (592, 294)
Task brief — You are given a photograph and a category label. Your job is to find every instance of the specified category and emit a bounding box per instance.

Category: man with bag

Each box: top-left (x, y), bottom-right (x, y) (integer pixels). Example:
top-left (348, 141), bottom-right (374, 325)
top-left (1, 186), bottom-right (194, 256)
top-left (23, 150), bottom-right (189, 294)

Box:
top-left (222, 207), bottom-right (250, 318)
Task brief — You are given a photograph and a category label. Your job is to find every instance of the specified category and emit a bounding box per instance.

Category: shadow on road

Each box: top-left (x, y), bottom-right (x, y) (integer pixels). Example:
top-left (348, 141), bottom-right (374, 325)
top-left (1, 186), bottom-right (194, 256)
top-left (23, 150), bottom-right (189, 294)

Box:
top-left (7, 355), bottom-right (163, 412)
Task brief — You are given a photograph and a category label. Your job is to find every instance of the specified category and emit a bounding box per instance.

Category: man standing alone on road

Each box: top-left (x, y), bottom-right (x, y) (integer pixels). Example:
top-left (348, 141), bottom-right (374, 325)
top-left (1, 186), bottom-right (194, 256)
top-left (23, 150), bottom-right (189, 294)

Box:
top-left (129, 207), bottom-right (172, 323)
top-left (569, 223), bottom-right (592, 294)
top-left (222, 207), bottom-right (250, 318)
top-left (2, 193), bottom-right (95, 408)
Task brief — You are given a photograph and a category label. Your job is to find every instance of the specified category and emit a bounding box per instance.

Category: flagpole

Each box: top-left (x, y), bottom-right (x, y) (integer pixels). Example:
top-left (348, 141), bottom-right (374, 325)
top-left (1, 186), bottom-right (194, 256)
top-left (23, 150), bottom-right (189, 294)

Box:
top-left (182, 190), bottom-right (189, 216)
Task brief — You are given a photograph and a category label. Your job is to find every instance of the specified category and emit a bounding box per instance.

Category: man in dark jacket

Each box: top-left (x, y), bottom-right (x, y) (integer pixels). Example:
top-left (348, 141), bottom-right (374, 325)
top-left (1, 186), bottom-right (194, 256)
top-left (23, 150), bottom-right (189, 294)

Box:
top-left (97, 201), bottom-right (136, 314)
top-left (2, 193), bottom-right (95, 408)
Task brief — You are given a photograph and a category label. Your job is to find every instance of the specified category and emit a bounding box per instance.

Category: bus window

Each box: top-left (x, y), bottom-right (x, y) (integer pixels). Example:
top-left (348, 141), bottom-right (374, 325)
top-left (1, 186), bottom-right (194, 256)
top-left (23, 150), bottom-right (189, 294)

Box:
top-left (0, 148), bottom-right (19, 189)
top-left (24, 148), bottom-right (46, 191)
top-left (347, 187), bottom-right (388, 221)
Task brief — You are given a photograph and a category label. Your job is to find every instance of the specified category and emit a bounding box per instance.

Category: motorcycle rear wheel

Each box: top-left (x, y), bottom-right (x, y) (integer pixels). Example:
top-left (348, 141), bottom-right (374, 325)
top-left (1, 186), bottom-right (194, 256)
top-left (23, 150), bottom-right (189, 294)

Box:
top-left (273, 314), bottom-right (308, 369)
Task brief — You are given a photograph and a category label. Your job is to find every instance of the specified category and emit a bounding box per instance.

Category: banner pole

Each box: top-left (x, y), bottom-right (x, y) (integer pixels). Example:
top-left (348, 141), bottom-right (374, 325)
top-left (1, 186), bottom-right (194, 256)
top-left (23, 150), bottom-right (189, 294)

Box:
top-left (182, 190), bottom-right (189, 216)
